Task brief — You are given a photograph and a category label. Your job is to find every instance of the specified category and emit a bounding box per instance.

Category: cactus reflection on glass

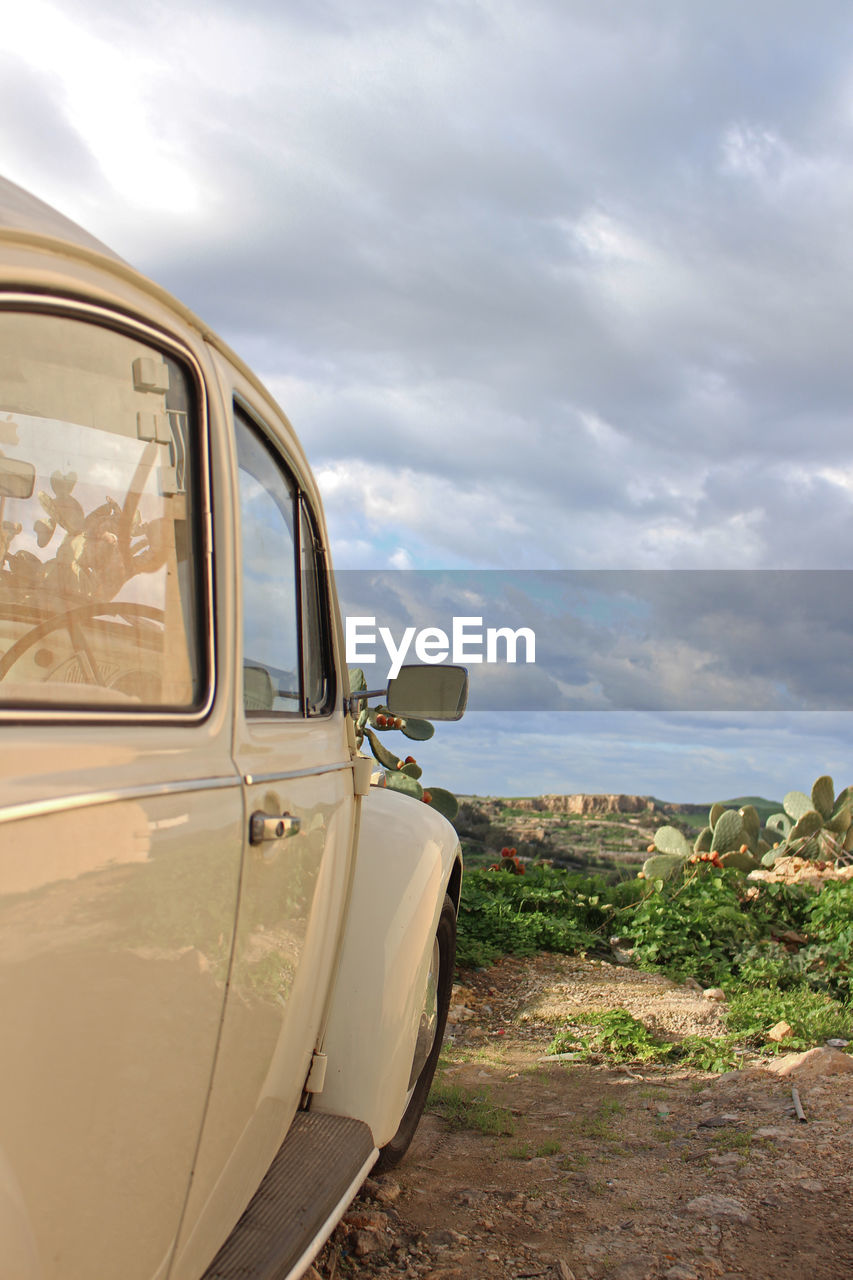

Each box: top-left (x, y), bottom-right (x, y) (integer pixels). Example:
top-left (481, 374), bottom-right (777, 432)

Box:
top-left (1, 465), bottom-right (170, 599)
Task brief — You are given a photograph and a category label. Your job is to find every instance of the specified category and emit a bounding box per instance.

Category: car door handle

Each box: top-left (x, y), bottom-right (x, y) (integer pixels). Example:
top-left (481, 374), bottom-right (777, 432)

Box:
top-left (249, 811), bottom-right (301, 845)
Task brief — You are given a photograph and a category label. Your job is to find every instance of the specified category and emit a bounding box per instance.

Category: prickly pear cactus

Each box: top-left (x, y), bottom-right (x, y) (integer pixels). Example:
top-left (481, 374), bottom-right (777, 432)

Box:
top-left (766, 777), bottom-right (853, 865)
top-left (348, 669), bottom-right (458, 822)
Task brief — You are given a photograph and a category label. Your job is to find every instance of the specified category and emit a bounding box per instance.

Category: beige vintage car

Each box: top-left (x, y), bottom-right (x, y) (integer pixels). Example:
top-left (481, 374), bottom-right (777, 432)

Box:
top-left (0, 176), bottom-right (466, 1280)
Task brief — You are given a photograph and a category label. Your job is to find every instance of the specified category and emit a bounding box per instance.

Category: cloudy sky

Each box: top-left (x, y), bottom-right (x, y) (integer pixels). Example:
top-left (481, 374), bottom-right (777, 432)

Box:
top-left (4, 0), bottom-right (853, 800)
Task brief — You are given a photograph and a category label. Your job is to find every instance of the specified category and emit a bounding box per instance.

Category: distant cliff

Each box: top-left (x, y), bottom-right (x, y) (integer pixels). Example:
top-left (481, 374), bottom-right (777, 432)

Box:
top-left (511, 794), bottom-right (659, 816)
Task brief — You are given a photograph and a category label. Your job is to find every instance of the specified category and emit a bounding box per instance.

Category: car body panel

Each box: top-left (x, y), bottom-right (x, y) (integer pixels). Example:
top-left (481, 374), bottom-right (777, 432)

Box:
top-left (0, 748), bottom-right (242, 1280)
top-left (315, 785), bottom-right (461, 1146)
top-left (0, 177), bottom-right (462, 1280)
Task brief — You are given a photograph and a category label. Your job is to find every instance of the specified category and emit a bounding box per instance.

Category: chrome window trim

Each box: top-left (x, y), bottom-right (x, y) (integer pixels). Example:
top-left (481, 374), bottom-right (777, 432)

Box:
top-left (0, 291), bottom-right (216, 724)
top-left (0, 774), bottom-right (240, 827)
top-left (232, 395), bottom-right (337, 725)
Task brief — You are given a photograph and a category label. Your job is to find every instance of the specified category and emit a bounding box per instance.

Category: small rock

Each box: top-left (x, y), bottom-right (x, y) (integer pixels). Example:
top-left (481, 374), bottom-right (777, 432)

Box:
top-left (610, 936), bottom-right (636, 965)
top-left (363, 1176), bottom-right (401, 1204)
top-left (683, 977), bottom-right (703, 992)
top-left (373, 1178), bottom-right (401, 1205)
top-left (826, 1038), bottom-right (849, 1048)
top-left (341, 1210), bottom-right (389, 1233)
top-left (456, 1188), bottom-right (487, 1206)
top-left (665, 1266), bottom-right (700, 1280)
top-left (709, 1152), bottom-right (741, 1167)
top-left (767, 1020), bottom-right (793, 1042)
top-left (703, 987), bottom-right (726, 1003)
top-left (446, 1005), bottom-right (475, 1024)
top-left (351, 1227), bottom-right (384, 1257)
top-left (698, 1113), bottom-right (739, 1128)
top-left (685, 1194), bottom-right (752, 1224)
top-left (756, 1126), bottom-right (788, 1139)
top-left (798, 1178), bottom-right (825, 1192)
top-left (714, 1067), bottom-right (765, 1084)
top-left (765, 1046), bottom-right (853, 1078)
top-left (426, 1228), bottom-right (465, 1249)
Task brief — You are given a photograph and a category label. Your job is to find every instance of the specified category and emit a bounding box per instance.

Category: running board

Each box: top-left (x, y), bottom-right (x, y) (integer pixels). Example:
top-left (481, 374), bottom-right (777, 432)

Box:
top-left (201, 1112), bottom-right (377, 1280)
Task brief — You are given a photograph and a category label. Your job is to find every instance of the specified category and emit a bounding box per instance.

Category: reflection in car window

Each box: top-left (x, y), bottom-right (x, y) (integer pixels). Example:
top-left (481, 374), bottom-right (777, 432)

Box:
top-left (235, 408), bottom-right (301, 715)
top-left (234, 408), bottom-right (336, 719)
top-left (300, 498), bottom-right (334, 716)
top-left (0, 310), bottom-right (205, 709)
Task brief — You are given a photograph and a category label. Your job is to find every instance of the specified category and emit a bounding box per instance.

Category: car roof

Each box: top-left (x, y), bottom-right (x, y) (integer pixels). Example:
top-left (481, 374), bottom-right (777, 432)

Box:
top-left (0, 174), bottom-right (122, 260)
top-left (0, 174), bottom-right (328, 532)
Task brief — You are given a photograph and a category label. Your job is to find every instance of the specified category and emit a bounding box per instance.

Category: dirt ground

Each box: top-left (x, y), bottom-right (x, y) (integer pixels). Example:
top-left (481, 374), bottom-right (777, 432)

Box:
top-left (313, 953), bottom-right (853, 1280)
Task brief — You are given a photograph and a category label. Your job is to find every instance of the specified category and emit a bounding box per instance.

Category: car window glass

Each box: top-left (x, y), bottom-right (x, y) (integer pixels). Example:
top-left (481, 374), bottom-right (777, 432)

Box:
top-left (299, 498), bottom-right (334, 716)
top-left (234, 408), bottom-right (301, 715)
top-left (0, 310), bottom-right (205, 709)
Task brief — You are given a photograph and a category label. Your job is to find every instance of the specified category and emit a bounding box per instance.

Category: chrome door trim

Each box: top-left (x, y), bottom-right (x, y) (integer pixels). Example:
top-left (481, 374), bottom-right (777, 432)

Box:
top-left (0, 775), bottom-right (240, 827)
top-left (243, 761), bottom-right (354, 786)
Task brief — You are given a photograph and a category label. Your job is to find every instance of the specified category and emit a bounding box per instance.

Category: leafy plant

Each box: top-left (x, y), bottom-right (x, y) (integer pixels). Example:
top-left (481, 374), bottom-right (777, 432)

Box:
top-left (456, 865), bottom-right (642, 967)
top-left (550, 1009), bottom-right (670, 1063)
top-left (549, 1009), bottom-right (740, 1071)
top-left (799, 880), bottom-right (853, 998)
top-left (348, 666), bottom-right (458, 821)
top-left (725, 983), bottom-right (852, 1049)
top-left (627, 874), bottom-right (760, 985)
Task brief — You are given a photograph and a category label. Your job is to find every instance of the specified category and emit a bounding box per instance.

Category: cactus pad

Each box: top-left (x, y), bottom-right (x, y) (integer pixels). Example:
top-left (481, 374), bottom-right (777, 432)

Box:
top-left (710, 810), bottom-right (744, 854)
top-left (811, 775), bottom-right (835, 820)
top-left (653, 826), bottom-right (691, 857)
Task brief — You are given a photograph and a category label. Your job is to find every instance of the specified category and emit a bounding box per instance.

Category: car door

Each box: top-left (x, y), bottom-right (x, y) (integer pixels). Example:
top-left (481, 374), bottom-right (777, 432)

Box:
top-left (0, 302), bottom-right (242, 1280)
top-left (168, 387), bottom-right (358, 1280)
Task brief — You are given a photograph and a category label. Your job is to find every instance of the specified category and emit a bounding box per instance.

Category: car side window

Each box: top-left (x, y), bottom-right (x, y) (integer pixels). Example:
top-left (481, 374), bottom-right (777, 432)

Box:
top-left (0, 309), bottom-right (206, 710)
top-left (234, 406), bottom-right (335, 718)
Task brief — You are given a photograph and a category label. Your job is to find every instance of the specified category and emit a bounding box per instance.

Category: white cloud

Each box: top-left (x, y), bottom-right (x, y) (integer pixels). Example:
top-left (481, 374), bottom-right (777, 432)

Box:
top-left (6, 0), bottom-right (853, 787)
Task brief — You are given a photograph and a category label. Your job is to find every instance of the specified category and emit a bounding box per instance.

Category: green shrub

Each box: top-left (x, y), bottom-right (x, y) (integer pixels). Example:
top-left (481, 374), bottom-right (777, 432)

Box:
top-left (725, 983), bottom-right (853, 1049)
top-left (456, 865), bottom-right (642, 967)
top-left (800, 880), bottom-right (853, 999)
top-left (549, 1009), bottom-right (740, 1071)
top-left (453, 844), bottom-right (853, 1065)
top-left (626, 874), bottom-right (759, 985)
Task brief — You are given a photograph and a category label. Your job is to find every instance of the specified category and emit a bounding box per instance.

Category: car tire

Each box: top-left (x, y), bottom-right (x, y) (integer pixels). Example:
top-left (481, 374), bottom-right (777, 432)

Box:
top-left (374, 893), bottom-right (456, 1172)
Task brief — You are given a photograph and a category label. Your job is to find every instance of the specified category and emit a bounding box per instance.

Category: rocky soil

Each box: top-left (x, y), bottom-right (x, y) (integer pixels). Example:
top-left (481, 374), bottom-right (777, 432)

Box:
top-left (311, 954), bottom-right (853, 1280)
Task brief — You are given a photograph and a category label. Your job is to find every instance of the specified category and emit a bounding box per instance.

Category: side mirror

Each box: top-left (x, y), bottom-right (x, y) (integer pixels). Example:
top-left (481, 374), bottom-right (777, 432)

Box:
top-left (386, 665), bottom-right (468, 721)
top-left (243, 663), bottom-right (275, 711)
